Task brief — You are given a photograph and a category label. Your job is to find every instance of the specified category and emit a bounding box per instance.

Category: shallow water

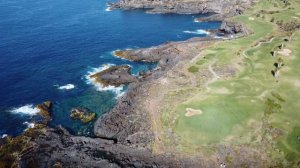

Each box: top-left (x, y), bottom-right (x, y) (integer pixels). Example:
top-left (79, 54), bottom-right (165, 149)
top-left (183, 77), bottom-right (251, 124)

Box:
top-left (0, 0), bottom-right (221, 136)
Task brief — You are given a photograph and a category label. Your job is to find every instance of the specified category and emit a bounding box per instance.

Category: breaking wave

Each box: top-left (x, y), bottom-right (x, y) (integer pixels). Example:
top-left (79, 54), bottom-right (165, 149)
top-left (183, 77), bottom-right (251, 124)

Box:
top-left (9, 104), bottom-right (39, 116)
top-left (56, 84), bottom-right (75, 90)
top-left (183, 29), bottom-right (210, 35)
top-left (85, 64), bottom-right (125, 97)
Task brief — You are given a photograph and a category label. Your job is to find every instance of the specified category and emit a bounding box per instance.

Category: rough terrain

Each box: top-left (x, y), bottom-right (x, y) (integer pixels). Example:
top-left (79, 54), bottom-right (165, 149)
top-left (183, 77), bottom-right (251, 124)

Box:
top-left (110, 0), bottom-right (254, 15)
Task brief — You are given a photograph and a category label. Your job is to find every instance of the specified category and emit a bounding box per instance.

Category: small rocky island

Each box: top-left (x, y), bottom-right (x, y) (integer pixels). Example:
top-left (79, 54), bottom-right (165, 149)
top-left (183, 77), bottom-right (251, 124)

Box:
top-left (70, 108), bottom-right (96, 124)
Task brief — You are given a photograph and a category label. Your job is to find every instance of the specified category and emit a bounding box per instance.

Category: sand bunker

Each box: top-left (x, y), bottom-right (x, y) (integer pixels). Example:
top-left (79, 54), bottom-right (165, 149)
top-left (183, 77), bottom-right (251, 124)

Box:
top-left (277, 49), bottom-right (292, 56)
top-left (185, 108), bottom-right (203, 117)
top-left (249, 17), bottom-right (255, 20)
top-left (294, 80), bottom-right (300, 87)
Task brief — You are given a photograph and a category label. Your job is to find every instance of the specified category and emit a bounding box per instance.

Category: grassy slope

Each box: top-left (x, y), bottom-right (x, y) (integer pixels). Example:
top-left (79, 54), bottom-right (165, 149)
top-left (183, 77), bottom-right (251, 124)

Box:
top-left (161, 0), bottom-right (300, 165)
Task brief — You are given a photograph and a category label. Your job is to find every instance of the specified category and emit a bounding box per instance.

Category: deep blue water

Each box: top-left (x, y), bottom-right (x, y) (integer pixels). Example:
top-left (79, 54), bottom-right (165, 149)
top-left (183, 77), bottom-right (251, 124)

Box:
top-left (0, 0), bottom-right (221, 136)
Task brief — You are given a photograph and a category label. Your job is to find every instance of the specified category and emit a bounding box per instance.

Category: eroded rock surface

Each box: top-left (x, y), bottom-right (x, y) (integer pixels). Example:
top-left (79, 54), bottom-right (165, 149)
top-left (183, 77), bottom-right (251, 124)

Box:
top-left (90, 65), bottom-right (138, 87)
top-left (18, 127), bottom-right (215, 168)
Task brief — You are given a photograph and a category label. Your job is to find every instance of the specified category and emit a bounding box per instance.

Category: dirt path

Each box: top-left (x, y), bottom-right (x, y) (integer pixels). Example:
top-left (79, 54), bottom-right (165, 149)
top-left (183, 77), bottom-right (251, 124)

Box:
top-left (206, 60), bottom-right (220, 91)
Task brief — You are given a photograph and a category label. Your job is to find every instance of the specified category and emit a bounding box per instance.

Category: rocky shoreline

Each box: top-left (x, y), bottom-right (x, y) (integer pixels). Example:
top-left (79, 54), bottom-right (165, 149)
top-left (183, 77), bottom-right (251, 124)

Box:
top-left (109, 0), bottom-right (253, 15)
top-left (0, 1), bottom-right (253, 167)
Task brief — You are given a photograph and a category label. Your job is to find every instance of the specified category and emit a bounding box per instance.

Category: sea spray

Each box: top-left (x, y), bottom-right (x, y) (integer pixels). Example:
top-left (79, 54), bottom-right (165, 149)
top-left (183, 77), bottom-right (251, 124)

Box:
top-left (23, 121), bottom-right (35, 130)
top-left (183, 29), bottom-right (210, 35)
top-left (56, 84), bottom-right (75, 90)
top-left (85, 64), bottom-right (125, 96)
top-left (9, 104), bottom-right (39, 116)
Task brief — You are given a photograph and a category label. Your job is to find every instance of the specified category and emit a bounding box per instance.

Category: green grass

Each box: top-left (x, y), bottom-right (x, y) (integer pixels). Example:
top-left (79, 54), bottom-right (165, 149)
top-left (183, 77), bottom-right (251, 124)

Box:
top-left (165, 0), bottom-right (300, 164)
top-left (188, 66), bottom-right (199, 73)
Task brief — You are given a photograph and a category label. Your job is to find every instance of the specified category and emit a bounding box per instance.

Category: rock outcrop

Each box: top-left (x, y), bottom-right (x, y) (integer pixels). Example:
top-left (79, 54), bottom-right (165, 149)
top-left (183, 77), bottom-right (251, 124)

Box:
top-left (219, 20), bottom-right (249, 35)
top-left (70, 108), bottom-right (96, 124)
top-left (89, 65), bottom-right (138, 87)
top-left (36, 101), bottom-right (52, 124)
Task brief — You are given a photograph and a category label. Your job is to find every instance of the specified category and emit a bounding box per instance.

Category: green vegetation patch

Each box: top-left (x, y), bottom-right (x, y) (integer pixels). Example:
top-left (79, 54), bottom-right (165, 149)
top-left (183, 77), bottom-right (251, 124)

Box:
top-left (188, 66), bottom-right (199, 73)
top-left (287, 126), bottom-right (300, 153)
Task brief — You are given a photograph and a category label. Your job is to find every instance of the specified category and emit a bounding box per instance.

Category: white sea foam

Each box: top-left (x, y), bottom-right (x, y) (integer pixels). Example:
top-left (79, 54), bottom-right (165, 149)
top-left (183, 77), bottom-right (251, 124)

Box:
top-left (105, 7), bottom-right (112, 11)
top-left (183, 29), bottom-right (210, 35)
top-left (9, 104), bottom-right (39, 116)
top-left (116, 91), bottom-right (126, 98)
top-left (85, 64), bottom-right (125, 96)
top-left (194, 19), bottom-right (200, 23)
top-left (214, 36), bottom-right (228, 40)
top-left (1, 134), bottom-right (8, 138)
top-left (23, 121), bottom-right (35, 130)
top-left (57, 84), bottom-right (75, 90)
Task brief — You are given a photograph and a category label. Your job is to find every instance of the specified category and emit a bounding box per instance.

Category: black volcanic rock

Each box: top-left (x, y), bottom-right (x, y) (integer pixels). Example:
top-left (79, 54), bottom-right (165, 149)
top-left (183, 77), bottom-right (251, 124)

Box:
top-left (89, 65), bottom-right (138, 87)
top-left (219, 21), bottom-right (248, 34)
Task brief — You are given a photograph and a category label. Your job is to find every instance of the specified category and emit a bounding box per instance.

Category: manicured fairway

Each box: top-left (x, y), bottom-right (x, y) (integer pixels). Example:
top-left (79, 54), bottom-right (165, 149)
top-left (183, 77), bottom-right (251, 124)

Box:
top-left (169, 0), bottom-right (300, 164)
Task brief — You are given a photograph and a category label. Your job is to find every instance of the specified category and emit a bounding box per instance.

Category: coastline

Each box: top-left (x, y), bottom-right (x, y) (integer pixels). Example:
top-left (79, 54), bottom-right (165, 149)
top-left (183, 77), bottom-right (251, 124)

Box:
top-left (0, 0), bottom-right (261, 167)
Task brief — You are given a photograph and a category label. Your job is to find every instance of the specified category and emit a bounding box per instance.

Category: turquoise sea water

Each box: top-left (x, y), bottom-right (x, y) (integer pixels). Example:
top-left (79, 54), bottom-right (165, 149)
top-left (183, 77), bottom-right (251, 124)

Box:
top-left (0, 0), bottom-right (221, 136)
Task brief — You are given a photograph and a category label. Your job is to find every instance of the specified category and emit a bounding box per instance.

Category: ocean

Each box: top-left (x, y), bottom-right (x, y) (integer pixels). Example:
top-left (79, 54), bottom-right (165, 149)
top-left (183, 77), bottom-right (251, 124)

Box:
top-left (0, 0), bottom-right (221, 137)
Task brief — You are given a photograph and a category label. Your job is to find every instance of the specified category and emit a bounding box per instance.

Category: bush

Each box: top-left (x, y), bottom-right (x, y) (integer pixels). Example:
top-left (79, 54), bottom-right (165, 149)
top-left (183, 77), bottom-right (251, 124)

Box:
top-left (188, 66), bottom-right (199, 73)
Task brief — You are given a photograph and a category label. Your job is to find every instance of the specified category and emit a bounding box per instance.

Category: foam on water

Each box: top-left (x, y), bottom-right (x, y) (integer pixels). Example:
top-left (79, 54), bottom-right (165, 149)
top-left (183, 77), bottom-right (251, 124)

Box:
top-left (1, 134), bottom-right (7, 138)
top-left (214, 36), bottom-right (228, 40)
top-left (183, 29), bottom-right (210, 35)
top-left (85, 64), bottom-right (125, 96)
top-left (105, 7), bottom-right (112, 12)
top-left (9, 104), bottom-right (39, 116)
top-left (57, 84), bottom-right (75, 90)
top-left (23, 121), bottom-right (35, 130)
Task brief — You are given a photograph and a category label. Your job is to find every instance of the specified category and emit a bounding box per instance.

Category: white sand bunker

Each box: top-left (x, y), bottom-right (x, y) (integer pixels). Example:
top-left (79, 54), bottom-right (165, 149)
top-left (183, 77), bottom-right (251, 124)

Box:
top-left (185, 108), bottom-right (203, 117)
top-left (249, 17), bottom-right (255, 20)
top-left (294, 80), bottom-right (300, 87)
top-left (278, 49), bottom-right (292, 57)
